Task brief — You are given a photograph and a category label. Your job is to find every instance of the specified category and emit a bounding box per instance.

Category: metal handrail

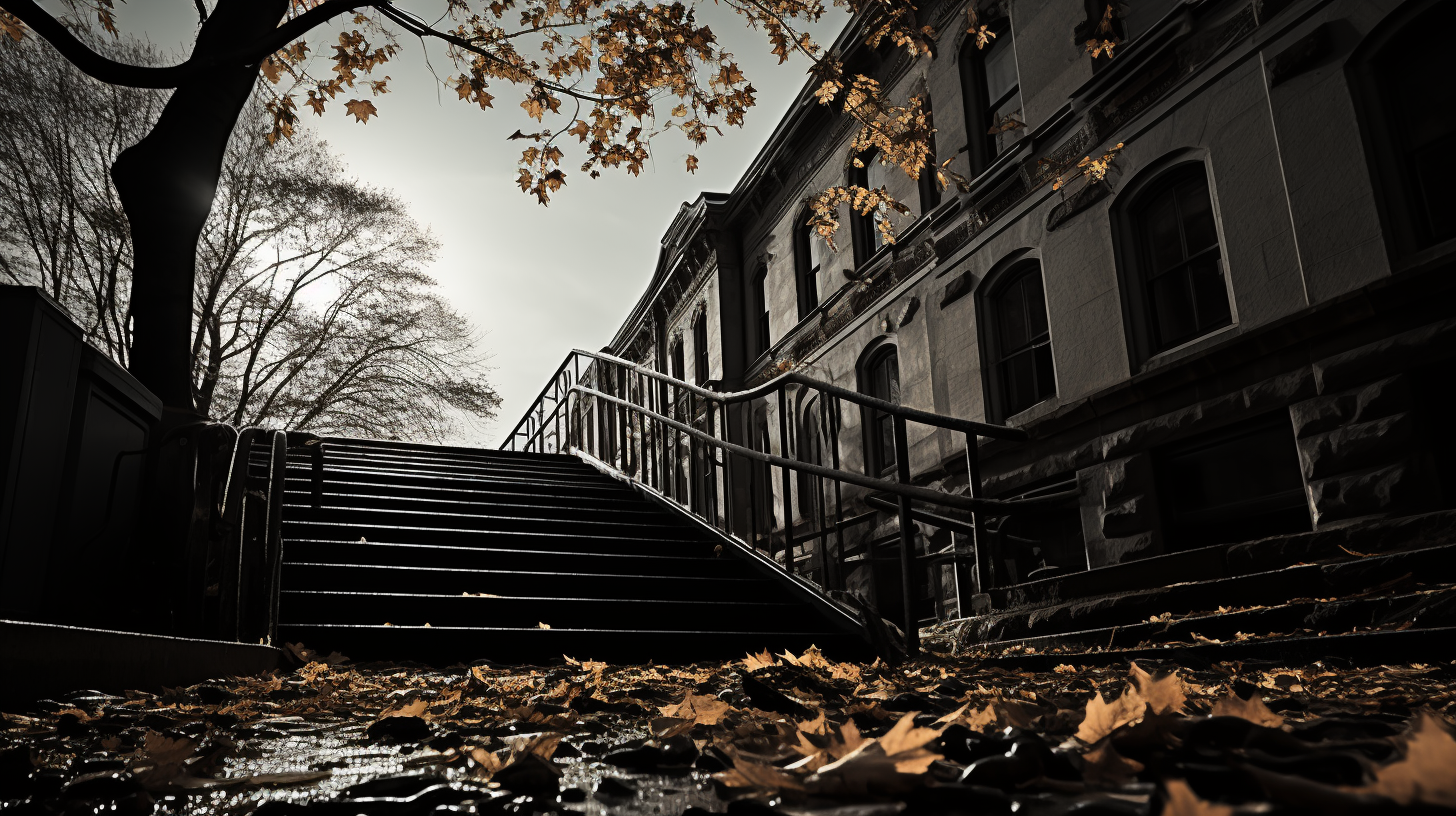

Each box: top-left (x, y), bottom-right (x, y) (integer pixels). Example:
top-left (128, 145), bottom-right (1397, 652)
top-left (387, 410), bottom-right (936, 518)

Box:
top-left (502, 349), bottom-right (1030, 445)
top-left (500, 349), bottom-right (1038, 653)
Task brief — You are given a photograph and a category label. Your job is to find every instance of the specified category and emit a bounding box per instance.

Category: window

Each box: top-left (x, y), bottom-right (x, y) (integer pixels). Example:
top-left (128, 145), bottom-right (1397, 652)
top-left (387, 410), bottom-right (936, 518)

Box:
top-left (917, 95), bottom-right (941, 215)
top-left (1116, 162), bottom-right (1231, 363)
top-left (980, 261), bottom-right (1055, 420)
top-left (861, 345), bottom-right (900, 475)
top-left (793, 211), bottom-right (822, 320)
top-left (750, 265), bottom-right (770, 357)
top-left (959, 19), bottom-right (1022, 177)
top-left (1136, 166), bottom-right (1229, 351)
top-left (848, 151), bottom-right (889, 266)
top-left (1352, 0), bottom-right (1456, 254)
top-left (797, 397), bottom-right (823, 522)
top-left (1156, 412), bottom-right (1310, 550)
top-left (670, 339), bottom-right (685, 381)
top-left (692, 312), bottom-right (709, 384)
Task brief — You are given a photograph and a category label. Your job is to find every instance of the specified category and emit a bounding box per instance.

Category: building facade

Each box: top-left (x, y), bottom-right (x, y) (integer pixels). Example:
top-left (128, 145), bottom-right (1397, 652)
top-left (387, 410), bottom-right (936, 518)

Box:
top-left (601, 0), bottom-right (1456, 629)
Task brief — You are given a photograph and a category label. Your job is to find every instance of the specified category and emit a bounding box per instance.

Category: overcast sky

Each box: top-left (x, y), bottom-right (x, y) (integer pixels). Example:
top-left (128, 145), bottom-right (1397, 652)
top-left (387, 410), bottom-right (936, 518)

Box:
top-left (77, 1), bottom-right (847, 446)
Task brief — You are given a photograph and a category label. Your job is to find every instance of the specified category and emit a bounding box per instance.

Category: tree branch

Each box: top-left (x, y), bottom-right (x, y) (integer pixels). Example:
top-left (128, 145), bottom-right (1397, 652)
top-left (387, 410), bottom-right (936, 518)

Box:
top-left (194, 0), bottom-right (208, 24)
top-left (0, 0), bottom-right (368, 88)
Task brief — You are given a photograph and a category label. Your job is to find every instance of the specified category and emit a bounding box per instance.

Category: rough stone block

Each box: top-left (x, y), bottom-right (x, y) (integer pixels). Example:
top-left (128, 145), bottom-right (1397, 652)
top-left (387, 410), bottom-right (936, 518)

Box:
top-left (1289, 392), bottom-right (1354, 439)
top-left (1101, 495), bottom-right (1153, 539)
top-left (1308, 461), bottom-right (1416, 526)
top-left (1297, 411), bottom-right (1414, 482)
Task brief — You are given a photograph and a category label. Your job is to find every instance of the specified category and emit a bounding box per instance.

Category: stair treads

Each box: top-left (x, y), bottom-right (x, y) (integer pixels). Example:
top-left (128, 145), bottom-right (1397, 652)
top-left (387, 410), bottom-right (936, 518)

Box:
top-left (281, 561), bottom-right (774, 600)
top-left (281, 491), bottom-right (666, 518)
top-left (281, 465), bottom-right (630, 493)
top-left (284, 539), bottom-right (747, 577)
top-left (281, 503), bottom-right (680, 529)
top-left (319, 437), bottom-right (577, 463)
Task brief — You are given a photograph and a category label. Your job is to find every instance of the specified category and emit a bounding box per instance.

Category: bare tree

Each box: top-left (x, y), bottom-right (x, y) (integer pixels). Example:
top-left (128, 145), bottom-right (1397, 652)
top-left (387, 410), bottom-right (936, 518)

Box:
top-left (0, 36), bottom-right (501, 442)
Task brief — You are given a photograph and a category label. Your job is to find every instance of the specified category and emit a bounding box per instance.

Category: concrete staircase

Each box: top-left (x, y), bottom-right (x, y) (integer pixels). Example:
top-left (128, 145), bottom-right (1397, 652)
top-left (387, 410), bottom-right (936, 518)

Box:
top-left (944, 510), bottom-right (1456, 667)
top-left (273, 438), bottom-right (868, 665)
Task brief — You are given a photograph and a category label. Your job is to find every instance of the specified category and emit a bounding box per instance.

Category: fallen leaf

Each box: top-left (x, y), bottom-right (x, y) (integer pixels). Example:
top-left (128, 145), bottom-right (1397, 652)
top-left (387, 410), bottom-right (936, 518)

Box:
top-left (1161, 779), bottom-right (1235, 815)
top-left (658, 692), bottom-right (732, 725)
top-left (742, 650), bottom-right (777, 671)
top-left (1210, 692), bottom-right (1284, 728)
top-left (1081, 740), bottom-right (1144, 787)
top-left (1353, 711), bottom-right (1456, 807)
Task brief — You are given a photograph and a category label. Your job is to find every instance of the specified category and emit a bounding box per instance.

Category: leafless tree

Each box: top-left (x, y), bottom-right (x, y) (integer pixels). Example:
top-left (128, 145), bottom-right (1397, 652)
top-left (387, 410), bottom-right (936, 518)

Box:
top-left (0, 36), bottom-right (501, 442)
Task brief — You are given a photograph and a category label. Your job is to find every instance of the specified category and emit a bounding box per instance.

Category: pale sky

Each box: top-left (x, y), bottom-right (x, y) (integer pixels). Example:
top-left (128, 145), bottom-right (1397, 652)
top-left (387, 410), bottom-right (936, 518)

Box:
top-left (79, 1), bottom-right (847, 446)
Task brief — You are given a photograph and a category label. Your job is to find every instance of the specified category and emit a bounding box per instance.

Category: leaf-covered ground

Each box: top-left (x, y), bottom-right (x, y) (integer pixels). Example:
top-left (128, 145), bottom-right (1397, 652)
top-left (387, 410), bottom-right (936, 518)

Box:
top-left (3, 644), bottom-right (1456, 815)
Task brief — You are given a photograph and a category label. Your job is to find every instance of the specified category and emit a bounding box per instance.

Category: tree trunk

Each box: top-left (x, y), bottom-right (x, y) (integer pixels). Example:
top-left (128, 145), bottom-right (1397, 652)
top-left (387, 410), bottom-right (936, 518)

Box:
top-left (111, 0), bottom-right (287, 414)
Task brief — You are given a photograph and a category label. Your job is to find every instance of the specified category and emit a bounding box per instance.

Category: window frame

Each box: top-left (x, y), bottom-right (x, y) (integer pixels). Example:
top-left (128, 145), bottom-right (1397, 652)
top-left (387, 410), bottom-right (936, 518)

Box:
top-left (750, 264), bottom-right (770, 358)
top-left (1347, 0), bottom-right (1456, 266)
top-left (958, 18), bottom-right (1020, 178)
top-left (792, 209), bottom-right (821, 320)
top-left (847, 151), bottom-right (881, 267)
top-left (692, 311), bottom-right (709, 384)
top-left (858, 343), bottom-right (901, 477)
top-left (976, 258), bottom-right (1056, 423)
top-left (1112, 159), bottom-right (1233, 367)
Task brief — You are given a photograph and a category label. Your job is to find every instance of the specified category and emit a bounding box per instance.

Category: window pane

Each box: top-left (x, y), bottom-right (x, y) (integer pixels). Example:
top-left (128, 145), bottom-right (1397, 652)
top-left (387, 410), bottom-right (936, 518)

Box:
top-left (1142, 189), bottom-right (1184, 273)
top-left (999, 349), bottom-right (1036, 416)
top-left (1177, 178), bottom-right (1219, 254)
top-left (984, 36), bottom-right (1018, 104)
top-left (1025, 273), bottom-right (1049, 338)
top-left (1188, 257), bottom-right (1231, 332)
top-left (996, 278), bottom-right (1029, 352)
top-left (886, 356), bottom-right (900, 404)
top-left (1034, 342), bottom-right (1056, 401)
top-left (877, 414), bottom-right (895, 470)
top-left (1149, 268), bottom-right (1197, 347)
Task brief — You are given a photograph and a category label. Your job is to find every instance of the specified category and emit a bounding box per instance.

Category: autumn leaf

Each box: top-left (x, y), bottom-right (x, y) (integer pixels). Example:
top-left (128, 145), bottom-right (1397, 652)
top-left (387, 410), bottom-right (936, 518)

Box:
top-left (344, 99), bottom-right (377, 123)
top-left (1161, 779), bottom-right (1235, 816)
top-left (1081, 740), bottom-right (1145, 788)
top-left (742, 649), bottom-right (777, 671)
top-left (1210, 691), bottom-right (1284, 728)
top-left (685, 155), bottom-right (699, 173)
top-left (1351, 711), bottom-right (1456, 807)
top-left (379, 699), bottom-right (429, 720)
top-left (1077, 662), bottom-right (1186, 743)
top-left (658, 692), bottom-right (731, 725)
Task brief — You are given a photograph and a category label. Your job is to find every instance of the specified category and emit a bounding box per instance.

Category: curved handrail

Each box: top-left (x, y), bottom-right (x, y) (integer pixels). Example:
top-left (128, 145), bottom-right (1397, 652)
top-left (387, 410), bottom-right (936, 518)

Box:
top-left (501, 348), bottom-right (1029, 448)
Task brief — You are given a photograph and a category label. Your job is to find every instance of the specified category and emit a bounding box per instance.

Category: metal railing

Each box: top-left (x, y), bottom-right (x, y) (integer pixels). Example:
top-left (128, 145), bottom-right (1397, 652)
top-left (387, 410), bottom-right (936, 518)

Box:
top-left (175, 423), bottom-right (288, 645)
top-left (501, 349), bottom-right (1068, 652)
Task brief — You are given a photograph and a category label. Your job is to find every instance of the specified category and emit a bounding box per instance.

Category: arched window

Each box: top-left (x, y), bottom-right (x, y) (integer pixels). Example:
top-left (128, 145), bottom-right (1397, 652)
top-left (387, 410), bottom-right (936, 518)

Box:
top-left (692, 312), bottom-right (709, 384)
top-left (861, 345), bottom-right (900, 475)
top-left (750, 264), bottom-right (770, 357)
top-left (797, 396), bottom-right (824, 522)
top-left (980, 260), bottom-right (1055, 420)
top-left (792, 210), bottom-right (822, 319)
top-left (1116, 162), bottom-right (1230, 362)
top-left (958, 19), bottom-right (1021, 177)
top-left (1350, 0), bottom-right (1456, 256)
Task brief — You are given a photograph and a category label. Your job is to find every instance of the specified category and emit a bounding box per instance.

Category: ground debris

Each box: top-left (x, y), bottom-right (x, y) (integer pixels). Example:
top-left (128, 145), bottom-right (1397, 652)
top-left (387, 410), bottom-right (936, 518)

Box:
top-left (2, 647), bottom-right (1455, 814)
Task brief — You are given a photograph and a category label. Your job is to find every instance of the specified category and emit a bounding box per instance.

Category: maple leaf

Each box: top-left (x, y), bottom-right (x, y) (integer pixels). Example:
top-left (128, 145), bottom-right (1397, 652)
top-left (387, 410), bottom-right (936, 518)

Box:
top-left (805, 713), bottom-right (941, 797)
top-left (1161, 779), bottom-right (1235, 816)
top-left (344, 99), bottom-right (377, 123)
top-left (1077, 662), bottom-right (1186, 743)
top-left (658, 692), bottom-right (731, 725)
top-left (1352, 711), bottom-right (1456, 807)
top-left (1210, 691), bottom-right (1284, 728)
top-left (685, 155), bottom-right (699, 173)
top-left (742, 650), bottom-right (777, 671)
top-left (380, 699), bottom-right (430, 720)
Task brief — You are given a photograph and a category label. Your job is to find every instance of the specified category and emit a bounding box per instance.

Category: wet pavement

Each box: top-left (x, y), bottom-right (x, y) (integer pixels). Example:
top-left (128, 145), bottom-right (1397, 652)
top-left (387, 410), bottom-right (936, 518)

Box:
top-left (3, 646), bottom-right (1455, 815)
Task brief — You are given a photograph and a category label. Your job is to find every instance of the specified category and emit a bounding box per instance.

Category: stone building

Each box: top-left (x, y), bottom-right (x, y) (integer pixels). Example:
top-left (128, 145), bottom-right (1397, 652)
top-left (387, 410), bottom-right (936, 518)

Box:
top-left (599, 0), bottom-right (1456, 631)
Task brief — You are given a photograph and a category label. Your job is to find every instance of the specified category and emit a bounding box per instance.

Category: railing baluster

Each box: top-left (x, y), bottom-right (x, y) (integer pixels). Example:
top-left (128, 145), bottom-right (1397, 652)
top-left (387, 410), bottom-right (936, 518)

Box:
top-left (777, 388), bottom-right (793, 575)
top-left (893, 416), bottom-right (918, 655)
top-left (966, 431), bottom-right (991, 596)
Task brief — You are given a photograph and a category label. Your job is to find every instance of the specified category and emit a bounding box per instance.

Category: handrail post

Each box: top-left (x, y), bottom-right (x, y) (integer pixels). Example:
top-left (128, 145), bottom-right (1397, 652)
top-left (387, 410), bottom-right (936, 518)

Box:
top-left (893, 416), bottom-right (918, 655)
top-left (777, 388), bottom-right (793, 574)
top-left (966, 431), bottom-right (992, 596)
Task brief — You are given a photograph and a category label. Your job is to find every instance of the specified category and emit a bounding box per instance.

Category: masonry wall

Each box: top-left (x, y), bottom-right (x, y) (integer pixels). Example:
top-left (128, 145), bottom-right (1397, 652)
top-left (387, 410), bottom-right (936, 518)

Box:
top-left (604, 0), bottom-right (1456, 618)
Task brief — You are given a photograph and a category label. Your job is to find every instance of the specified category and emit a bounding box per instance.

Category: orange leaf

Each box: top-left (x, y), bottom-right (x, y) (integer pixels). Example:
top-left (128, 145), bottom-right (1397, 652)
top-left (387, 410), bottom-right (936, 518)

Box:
top-left (344, 99), bottom-right (378, 123)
